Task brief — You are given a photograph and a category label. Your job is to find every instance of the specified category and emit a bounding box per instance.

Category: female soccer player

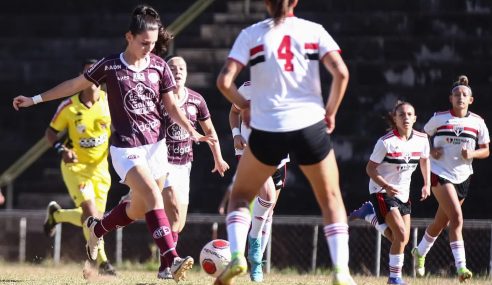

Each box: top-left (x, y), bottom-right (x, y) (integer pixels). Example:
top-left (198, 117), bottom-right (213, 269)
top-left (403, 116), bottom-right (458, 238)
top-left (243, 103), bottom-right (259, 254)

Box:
top-left (43, 59), bottom-right (115, 275)
top-left (412, 75), bottom-right (489, 282)
top-left (228, 81), bottom-right (289, 282)
top-left (156, 55), bottom-right (230, 279)
top-left (215, 0), bottom-right (353, 284)
top-left (349, 101), bottom-right (431, 285)
top-left (12, 5), bottom-right (213, 282)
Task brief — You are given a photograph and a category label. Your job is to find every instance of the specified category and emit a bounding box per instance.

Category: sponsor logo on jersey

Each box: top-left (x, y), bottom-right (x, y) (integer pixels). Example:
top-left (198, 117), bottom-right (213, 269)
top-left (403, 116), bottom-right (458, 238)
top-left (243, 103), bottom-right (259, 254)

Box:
top-left (105, 64), bottom-right (121, 71)
top-left (133, 119), bottom-right (160, 132)
top-left (76, 124), bottom-right (86, 133)
top-left (186, 105), bottom-right (197, 116)
top-left (123, 82), bottom-right (158, 115)
top-left (167, 123), bottom-right (190, 141)
top-left (171, 144), bottom-right (191, 155)
top-left (152, 226), bottom-right (171, 239)
top-left (79, 133), bottom-right (108, 148)
top-left (117, 75), bottom-right (129, 81)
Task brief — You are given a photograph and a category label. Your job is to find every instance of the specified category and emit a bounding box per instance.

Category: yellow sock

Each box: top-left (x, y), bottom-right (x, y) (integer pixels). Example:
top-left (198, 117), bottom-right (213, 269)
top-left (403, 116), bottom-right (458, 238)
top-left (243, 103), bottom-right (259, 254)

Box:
top-left (53, 207), bottom-right (83, 227)
top-left (83, 225), bottom-right (108, 265)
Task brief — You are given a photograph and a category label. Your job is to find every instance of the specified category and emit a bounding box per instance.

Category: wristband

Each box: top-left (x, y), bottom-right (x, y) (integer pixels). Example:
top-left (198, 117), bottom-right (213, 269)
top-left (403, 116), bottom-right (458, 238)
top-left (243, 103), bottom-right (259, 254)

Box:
top-left (232, 127), bottom-right (241, 138)
top-left (32, 94), bottom-right (43, 104)
top-left (53, 142), bottom-right (65, 154)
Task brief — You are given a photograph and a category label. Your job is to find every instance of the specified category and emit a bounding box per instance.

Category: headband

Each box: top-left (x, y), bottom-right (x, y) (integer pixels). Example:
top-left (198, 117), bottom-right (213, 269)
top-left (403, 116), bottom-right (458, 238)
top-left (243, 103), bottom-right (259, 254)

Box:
top-left (451, 85), bottom-right (472, 95)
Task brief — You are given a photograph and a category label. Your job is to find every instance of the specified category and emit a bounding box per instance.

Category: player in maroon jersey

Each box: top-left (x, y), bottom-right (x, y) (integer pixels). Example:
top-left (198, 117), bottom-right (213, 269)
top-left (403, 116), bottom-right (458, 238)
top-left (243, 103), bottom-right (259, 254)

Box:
top-left (13, 5), bottom-right (214, 282)
top-left (156, 55), bottom-right (230, 279)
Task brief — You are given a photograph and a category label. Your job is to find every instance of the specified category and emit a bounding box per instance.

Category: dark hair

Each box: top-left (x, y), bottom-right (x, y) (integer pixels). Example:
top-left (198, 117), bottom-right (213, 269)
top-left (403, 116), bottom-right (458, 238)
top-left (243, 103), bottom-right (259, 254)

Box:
top-left (385, 100), bottom-right (414, 131)
top-left (451, 75), bottom-right (472, 95)
top-left (266, 0), bottom-right (296, 25)
top-left (129, 5), bottom-right (174, 56)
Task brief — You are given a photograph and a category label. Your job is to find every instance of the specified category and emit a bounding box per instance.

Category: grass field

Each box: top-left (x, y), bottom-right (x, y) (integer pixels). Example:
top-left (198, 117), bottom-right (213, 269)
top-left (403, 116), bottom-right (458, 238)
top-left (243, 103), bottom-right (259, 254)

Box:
top-left (0, 262), bottom-right (490, 285)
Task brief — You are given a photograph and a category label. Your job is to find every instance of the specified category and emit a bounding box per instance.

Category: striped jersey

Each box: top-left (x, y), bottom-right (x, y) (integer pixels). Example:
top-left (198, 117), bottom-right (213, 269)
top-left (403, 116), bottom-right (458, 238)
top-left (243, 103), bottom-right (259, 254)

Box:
top-left (50, 91), bottom-right (111, 164)
top-left (424, 110), bottom-right (490, 183)
top-left (368, 129), bottom-right (430, 203)
top-left (228, 16), bottom-right (340, 132)
top-left (161, 88), bottom-right (210, 165)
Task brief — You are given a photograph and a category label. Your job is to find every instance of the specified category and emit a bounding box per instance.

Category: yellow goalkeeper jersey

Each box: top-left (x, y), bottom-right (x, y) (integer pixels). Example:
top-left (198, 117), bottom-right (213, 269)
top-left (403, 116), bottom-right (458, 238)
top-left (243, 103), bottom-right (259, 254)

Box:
top-left (50, 91), bottom-right (111, 164)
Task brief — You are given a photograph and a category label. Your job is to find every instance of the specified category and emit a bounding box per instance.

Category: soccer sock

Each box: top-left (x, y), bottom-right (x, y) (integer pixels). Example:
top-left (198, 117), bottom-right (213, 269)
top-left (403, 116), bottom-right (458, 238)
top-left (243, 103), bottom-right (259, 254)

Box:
top-left (82, 226), bottom-right (108, 265)
top-left (249, 196), bottom-right (274, 239)
top-left (417, 230), bottom-right (438, 256)
top-left (94, 201), bottom-right (133, 238)
top-left (145, 209), bottom-right (178, 268)
top-left (389, 253), bottom-right (404, 278)
top-left (53, 207), bottom-right (83, 227)
top-left (260, 211), bottom-right (273, 254)
top-left (226, 210), bottom-right (251, 257)
top-left (159, 231), bottom-right (180, 270)
top-left (365, 213), bottom-right (388, 237)
top-left (450, 240), bottom-right (467, 270)
top-left (324, 223), bottom-right (350, 271)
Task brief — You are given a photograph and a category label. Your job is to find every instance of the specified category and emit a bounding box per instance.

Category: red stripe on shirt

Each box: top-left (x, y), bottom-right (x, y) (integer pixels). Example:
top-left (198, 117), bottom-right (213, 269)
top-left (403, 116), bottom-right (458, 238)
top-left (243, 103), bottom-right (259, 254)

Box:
top-left (304, 43), bottom-right (319, 50)
top-left (250, 45), bottom-right (264, 56)
top-left (51, 98), bottom-right (73, 122)
top-left (437, 125), bottom-right (478, 134)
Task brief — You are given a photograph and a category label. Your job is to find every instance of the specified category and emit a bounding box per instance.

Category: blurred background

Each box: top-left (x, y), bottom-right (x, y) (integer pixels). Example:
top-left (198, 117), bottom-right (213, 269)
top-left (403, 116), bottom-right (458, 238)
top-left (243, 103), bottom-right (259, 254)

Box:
top-left (0, 0), bottom-right (491, 275)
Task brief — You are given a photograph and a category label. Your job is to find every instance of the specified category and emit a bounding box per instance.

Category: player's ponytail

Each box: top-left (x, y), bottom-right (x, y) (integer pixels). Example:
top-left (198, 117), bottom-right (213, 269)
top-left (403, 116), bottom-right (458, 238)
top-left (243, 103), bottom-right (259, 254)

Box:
top-left (128, 5), bottom-right (173, 56)
top-left (451, 75), bottom-right (472, 96)
top-left (267, 0), bottom-right (296, 25)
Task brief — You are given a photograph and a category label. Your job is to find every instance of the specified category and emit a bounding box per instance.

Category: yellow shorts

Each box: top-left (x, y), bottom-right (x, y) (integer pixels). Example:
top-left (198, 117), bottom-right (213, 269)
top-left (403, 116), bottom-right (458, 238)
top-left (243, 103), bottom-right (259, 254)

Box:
top-left (61, 161), bottom-right (111, 213)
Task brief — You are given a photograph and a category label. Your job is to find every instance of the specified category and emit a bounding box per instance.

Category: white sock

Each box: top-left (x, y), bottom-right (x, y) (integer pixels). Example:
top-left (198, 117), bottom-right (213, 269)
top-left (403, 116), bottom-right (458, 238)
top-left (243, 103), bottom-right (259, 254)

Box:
top-left (260, 211), bottom-right (273, 254)
top-left (249, 196), bottom-right (274, 239)
top-left (226, 211), bottom-right (251, 256)
top-left (417, 230), bottom-right (438, 256)
top-left (450, 240), bottom-right (467, 270)
top-left (324, 223), bottom-right (349, 271)
top-left (366, 213), bottom-right (388, 237)
top-left (389, 254), bottom-right (404, 278)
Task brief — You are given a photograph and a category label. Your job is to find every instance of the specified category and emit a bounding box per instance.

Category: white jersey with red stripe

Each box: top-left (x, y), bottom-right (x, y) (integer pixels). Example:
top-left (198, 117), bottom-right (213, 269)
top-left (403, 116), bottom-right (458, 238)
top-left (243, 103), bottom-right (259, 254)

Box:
top-left (234, 82), bottom-right (289, 168)
top-left (228, 16), bottom-right (340, 132)
top-left (368, 130), bottom-right (430, 203)
top-left (424, 110), bottom-right (490, 183)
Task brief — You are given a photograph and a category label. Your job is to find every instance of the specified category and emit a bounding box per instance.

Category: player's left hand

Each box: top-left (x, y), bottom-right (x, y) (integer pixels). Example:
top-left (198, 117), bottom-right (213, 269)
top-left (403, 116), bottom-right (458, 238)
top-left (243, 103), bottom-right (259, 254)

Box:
top-left (325, 114), bottom-right (336, 134)
top-left (420, 185), bottom-right (431, 201)
top-left (461, 146), bottom-right (474, 160)
top-left (212, 159), bottom-right (230, 177)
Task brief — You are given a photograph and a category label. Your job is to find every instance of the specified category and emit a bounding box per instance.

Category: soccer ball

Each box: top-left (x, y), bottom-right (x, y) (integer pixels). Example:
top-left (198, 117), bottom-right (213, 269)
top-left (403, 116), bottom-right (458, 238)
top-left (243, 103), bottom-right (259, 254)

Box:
top-left (199, 239), bottom-right (231, 277)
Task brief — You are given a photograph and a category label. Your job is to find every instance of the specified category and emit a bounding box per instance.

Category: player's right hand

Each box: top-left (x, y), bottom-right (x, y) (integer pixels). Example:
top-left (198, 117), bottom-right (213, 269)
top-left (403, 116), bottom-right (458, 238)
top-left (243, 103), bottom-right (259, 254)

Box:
top-left (62, 149), bottom-right (78, 163)
top-left (12, 96), bottom-right (34, 110)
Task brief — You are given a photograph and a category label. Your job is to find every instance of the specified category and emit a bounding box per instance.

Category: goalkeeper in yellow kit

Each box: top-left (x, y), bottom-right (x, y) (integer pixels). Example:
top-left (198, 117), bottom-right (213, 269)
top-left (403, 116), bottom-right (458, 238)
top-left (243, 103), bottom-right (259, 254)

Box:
top-left (43, 59), bottom-right (115, 275)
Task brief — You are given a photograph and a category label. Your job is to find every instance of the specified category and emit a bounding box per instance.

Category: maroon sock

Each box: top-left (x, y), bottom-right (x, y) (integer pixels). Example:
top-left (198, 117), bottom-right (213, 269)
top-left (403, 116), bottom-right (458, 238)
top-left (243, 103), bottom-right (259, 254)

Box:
top-left (94, 201), bottom-right (133, 237)
top-left (159, 231), bottom-right (180, 270)
top-left (145, 209), bottom-right (178, 267)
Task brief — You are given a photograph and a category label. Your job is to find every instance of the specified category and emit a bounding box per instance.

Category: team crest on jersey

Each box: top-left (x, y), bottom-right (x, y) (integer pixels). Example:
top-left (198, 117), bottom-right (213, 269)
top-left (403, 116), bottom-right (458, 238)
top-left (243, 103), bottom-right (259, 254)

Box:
top-left (124, 82), bottom-right (157, 115)
top-left (187, 105), bottom-right (197, 116)
top-left (133, 73), bottom-right (145, 81)
top-left (453, 126), bottom-right (465, 136)
top-left (402, 152), bottom-right (411, 163)
top-left (148, 73), bottom-right (159, 84)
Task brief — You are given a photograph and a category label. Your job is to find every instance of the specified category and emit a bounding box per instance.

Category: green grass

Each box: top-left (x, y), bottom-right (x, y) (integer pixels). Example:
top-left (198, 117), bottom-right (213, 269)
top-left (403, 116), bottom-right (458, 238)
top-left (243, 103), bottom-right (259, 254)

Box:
top-left (0, 262), bottom-right (490, 284)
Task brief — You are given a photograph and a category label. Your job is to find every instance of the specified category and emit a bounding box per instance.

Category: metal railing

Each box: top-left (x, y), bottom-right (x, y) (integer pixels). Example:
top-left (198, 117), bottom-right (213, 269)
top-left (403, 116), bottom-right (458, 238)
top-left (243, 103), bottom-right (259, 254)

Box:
top-left (1, 211), bottom-right (490, 277)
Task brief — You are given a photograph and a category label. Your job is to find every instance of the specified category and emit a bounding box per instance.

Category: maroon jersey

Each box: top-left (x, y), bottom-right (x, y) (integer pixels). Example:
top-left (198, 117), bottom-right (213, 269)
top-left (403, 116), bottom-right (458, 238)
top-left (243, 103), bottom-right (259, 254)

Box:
top-left (162, 88), bottom-right (210, 165)
top-left (84, 53), bottom-right (176, 148)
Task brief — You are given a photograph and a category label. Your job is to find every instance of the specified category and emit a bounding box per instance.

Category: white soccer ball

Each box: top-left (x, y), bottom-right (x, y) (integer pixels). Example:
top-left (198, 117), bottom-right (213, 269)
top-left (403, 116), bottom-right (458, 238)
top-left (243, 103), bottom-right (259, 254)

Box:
top-left (199, 239), bottom-right (231, 277)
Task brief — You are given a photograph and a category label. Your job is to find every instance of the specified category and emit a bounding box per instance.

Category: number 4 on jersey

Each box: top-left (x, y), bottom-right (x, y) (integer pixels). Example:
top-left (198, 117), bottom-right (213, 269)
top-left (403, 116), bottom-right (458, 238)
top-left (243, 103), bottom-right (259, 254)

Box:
top-left (277, 35), bottom-right (294, 72)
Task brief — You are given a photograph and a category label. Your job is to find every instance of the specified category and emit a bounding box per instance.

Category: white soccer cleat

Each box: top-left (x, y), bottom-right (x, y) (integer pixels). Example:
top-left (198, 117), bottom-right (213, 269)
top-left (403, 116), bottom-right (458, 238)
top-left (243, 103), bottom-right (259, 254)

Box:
top-left (84, 216), bottom-right (102, 261)
top-left (157, 267), bottom-right (173, 279)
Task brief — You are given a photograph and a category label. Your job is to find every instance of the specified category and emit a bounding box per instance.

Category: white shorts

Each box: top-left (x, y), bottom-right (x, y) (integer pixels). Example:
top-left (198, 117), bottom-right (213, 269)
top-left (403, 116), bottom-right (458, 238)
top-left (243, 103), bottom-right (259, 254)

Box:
top-left (164, 162), bottom-right (192, 204)
top-left (110, 139), bottom-right (170, 183)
